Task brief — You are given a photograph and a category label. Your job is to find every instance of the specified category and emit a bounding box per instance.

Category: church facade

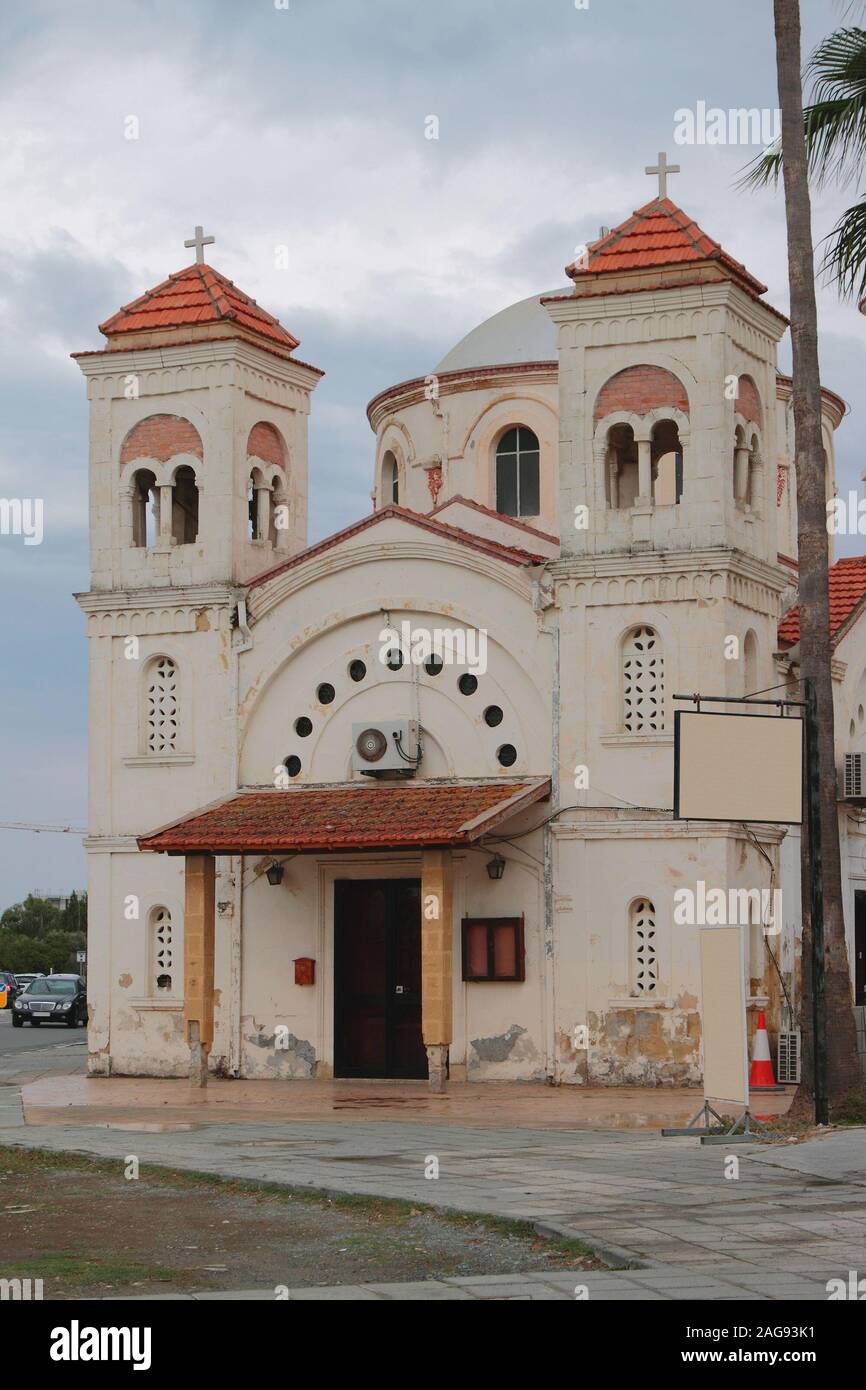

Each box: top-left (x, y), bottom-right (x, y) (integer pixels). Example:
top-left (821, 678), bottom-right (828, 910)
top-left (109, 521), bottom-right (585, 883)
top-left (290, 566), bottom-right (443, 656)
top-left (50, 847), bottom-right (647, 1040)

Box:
top-left (75, 195), bottom-right (866, 1089)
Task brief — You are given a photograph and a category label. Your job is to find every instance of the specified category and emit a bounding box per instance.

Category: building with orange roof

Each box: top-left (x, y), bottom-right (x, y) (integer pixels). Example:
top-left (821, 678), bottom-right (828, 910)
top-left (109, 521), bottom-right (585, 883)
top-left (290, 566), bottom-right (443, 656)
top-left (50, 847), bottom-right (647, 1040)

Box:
top-left (73, 190), bottom-right (866, 1091)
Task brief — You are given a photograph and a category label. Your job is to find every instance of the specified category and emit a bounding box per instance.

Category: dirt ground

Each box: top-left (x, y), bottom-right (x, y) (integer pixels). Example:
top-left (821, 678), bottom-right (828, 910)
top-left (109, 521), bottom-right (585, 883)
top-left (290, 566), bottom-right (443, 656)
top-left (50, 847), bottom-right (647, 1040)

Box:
top-left (0, 1146), bottom-right (606, 1298)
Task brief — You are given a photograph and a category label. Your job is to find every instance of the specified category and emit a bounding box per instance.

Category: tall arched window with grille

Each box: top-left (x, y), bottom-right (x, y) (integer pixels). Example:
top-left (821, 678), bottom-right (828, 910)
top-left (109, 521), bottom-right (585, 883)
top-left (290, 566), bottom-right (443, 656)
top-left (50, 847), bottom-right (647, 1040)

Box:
top-left (622, 626), bottom-right (664, 733)
top-left (145, 657), bottom-right (179, 753)
top-left (495, 426), bottom-right (540, 518)
top-left (149, 907), bottom-right (175, 996)
top-left (630, 897), bottom-right (658, 996)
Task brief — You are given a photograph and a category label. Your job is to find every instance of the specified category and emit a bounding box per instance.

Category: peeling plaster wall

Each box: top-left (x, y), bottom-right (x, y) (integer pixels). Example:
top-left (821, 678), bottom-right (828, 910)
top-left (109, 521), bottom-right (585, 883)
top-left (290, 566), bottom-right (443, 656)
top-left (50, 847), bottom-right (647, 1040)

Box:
top-left (239, 854), bottom-right (320, 1079)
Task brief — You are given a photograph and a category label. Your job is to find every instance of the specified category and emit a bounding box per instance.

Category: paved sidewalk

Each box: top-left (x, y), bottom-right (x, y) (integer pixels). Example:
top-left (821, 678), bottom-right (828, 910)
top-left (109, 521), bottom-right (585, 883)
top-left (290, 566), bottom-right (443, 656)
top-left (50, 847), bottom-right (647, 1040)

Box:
top-left (110, 1268), bottom-right (835, 1300)
top-left (2, 1072), bottom-right (865, 1299)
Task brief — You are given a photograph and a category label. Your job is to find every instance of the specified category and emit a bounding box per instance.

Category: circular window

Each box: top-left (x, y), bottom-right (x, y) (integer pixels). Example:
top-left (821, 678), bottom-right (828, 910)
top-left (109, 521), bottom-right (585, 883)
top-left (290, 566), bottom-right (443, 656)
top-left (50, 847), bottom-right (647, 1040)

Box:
top-left (317, 683), bottom-right (336, 705)
top-left (425, 655), bottom-right (443, 677)
top-left (294, 717), bottom-right (313, 738)
top-left (284, 755), bottom-right (302, 778)
top-left (349, 659), bottom-right (367, 683)
top-left (851, 720), bottom-right (857, 739)
top-left (356, 727), bottom-right (388, 763)
top-left (385, 647), bottom-right (403, 672)
top-left (497, 744), bottom-right (517, 767)
top-left (484, 705), bottom-right (504, 727)
top-left (859, 705), bottom-right (864, 725)
top-left (458, 673), bottom-right (478, 696)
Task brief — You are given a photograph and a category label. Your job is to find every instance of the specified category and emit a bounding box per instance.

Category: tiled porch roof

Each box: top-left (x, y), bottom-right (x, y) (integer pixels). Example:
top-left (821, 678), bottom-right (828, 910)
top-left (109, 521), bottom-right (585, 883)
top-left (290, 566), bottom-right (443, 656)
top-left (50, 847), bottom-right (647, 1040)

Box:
top-left (138, 778), bottom-right (551, 855)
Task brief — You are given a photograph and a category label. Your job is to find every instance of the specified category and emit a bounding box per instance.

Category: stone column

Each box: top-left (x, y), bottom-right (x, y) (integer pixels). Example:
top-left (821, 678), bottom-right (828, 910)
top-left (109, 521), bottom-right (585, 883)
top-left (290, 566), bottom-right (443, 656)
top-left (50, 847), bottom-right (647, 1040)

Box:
top-left (420, 849), bottom-right (453, 1093)
top-left (734, 446), bottom-right (751, 505)
top-left (636, 439), bottom-right (653, 503)
top-left (256, 484), bottom-right (271, 543)
top-left (158, 484), bottom-right (174, 543)
top-left (184, 854), bottom-right (215, 1088)
top-left (607, 460), bottom-right (619, 509)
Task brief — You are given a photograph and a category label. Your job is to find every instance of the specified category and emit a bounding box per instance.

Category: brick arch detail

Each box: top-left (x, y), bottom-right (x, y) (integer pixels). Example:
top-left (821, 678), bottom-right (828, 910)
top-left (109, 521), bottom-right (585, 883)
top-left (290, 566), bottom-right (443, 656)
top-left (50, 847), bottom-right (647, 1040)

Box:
top-left (247, 422), bottom-right (287, 470)
top-left (593, 365), bottom-right (689, 423)
top-left (737, 375), bottom-right (763, 428)
top-left (120, 414), bottom-right (203, 467)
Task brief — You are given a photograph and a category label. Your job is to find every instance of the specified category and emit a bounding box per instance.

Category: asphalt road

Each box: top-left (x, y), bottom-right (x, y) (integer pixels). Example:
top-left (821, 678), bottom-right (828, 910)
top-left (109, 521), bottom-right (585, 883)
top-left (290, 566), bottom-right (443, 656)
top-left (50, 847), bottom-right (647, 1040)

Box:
top-left (0, 1006), bottom-right (86, 1054)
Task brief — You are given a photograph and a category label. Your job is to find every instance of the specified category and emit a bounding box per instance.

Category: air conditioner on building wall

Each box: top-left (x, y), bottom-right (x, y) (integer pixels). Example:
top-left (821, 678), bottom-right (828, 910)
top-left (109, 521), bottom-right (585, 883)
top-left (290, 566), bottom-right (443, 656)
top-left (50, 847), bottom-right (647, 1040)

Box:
top-left (777, 1029), bottom-right (801, 1084)
top-left (843, 752), bottom-right (866, 803)
top-left (352, 720), bottom-right (421, 778)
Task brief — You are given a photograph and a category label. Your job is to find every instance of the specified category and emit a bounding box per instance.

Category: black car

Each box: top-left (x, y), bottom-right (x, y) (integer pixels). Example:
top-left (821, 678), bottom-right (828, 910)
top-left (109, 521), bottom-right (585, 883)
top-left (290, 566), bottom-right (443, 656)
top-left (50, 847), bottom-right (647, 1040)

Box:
top-left (12, 974), bottom-right (87, 1028)
top-left (0, 970), bottom-right (19, 1008)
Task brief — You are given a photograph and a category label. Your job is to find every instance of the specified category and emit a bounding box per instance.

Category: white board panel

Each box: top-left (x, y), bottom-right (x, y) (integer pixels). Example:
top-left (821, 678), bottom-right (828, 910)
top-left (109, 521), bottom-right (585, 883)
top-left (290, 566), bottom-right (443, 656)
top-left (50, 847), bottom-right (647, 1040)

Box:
top-left (675, 710), bottom-right (802, 823)
top-left (700, 925), bottom-right (749, 1108)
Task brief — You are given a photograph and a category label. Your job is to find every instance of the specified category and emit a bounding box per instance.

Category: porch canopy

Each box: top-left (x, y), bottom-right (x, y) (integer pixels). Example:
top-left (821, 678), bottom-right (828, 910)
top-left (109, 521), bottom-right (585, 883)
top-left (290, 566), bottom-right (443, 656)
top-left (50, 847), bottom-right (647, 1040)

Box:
top-left (137, 777), bottom-right (551, 856)
top-left (137, 776), bottom-right (550, 1092)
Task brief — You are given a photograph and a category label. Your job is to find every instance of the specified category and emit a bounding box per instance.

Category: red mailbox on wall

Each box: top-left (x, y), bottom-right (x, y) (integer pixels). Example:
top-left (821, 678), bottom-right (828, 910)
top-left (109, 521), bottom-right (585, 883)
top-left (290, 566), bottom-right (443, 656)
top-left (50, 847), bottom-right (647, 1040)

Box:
top-left (294, 957), bottom-right (315, 986)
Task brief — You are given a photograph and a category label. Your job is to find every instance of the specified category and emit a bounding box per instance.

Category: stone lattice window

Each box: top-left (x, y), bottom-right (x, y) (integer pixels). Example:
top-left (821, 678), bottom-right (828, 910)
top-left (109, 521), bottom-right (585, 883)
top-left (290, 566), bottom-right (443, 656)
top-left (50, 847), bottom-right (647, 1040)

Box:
top-left (146, 658), bottom-right (178, 753)
top-left (622, 626), bottom-right (664, 732)
top-left (630, 898), bottom-right (658, 996)
top-left (150, 907), bottom-right (174, 994)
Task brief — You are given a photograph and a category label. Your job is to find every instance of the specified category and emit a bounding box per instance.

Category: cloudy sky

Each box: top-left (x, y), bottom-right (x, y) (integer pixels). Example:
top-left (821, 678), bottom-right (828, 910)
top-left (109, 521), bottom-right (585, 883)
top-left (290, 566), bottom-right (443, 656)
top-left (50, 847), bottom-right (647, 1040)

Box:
top-left (0, 0), bottom-right (864, 906)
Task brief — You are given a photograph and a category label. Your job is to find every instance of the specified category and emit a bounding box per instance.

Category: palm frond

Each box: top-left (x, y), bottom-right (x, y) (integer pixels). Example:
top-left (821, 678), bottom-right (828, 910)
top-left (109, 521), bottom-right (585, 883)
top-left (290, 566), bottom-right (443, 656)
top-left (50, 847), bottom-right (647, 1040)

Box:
top-left (739, 26), bottom-right (866, 191)
top-left (819, 193), bottom-right (866, 298)
top-left (803, 27), bottom-right (866, 187)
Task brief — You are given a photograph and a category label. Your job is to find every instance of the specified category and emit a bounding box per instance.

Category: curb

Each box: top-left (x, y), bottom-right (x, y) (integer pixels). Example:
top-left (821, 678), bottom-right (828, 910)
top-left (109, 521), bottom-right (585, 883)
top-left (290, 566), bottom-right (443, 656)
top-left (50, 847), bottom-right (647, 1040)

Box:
top-left (532, 1218), bottom-right (652, 1270)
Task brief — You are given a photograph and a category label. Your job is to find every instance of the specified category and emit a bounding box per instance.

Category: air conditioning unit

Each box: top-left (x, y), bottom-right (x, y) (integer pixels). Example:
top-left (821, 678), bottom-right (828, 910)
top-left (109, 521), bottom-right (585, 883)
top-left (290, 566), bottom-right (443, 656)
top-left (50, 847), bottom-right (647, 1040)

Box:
top-left (352, 720), bottom-right (421, 778)
top-left (777, 1029), bottom-right (801, 1084)
top-left (843, 752), bottom-right (866, 803)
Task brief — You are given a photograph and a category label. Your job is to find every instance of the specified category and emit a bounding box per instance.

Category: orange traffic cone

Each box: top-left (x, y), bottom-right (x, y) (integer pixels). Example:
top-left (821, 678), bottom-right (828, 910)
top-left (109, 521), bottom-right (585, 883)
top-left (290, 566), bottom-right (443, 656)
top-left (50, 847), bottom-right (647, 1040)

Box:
top-left (749, 1010), bottom-right (778, 1091)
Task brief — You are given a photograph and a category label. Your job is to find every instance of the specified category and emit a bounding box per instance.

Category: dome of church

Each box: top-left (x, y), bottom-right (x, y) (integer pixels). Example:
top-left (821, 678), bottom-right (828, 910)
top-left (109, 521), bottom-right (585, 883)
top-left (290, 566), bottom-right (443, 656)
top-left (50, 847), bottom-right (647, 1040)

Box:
top-left (434, 290), bottom-right (568, 374)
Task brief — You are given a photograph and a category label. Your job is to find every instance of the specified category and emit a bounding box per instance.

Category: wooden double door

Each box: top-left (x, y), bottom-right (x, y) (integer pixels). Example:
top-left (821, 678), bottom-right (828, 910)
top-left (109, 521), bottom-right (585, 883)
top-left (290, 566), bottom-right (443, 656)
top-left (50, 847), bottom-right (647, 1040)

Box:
top-left (334, 879), bottom-right (427, 1079)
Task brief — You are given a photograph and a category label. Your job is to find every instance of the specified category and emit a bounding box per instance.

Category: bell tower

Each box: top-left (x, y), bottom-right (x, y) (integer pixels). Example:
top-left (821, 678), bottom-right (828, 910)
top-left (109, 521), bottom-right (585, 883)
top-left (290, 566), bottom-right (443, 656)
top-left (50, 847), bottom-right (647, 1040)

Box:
top-left (545, 188), bottom-right (786, 567)
top-left (75, 229), bottom-right (323, 593)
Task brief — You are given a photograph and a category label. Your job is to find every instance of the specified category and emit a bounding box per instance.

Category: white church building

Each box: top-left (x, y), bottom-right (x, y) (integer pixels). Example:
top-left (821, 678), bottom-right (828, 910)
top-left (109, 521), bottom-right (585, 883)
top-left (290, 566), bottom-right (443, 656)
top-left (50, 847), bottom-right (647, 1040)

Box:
top-left (74, 188), bottom-right (866, 1089)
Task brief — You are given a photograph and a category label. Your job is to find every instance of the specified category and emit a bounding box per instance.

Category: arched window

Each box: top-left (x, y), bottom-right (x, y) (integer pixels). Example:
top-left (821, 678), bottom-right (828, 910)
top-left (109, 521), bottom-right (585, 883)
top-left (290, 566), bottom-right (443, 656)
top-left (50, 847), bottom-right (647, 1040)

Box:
top-left (606, 424), bottom-right (638, 509)
top-left (149, 907), bottom-right (174, 995)
top-left (495, 427), bottom-right (540, 518)
top-left (270, 471), bottom-right (287, 545)
top-left (622, 626), bottom-right (664, 733)
top-left (132, 469), bottom-right (158, 548)
top-left (171, 466), bottom-right (199, 543)
top-left (630, 897), bottom-right (658, 996)
top-left (383, 451), bottom-right (399, 505)
top-left (651, 420), bottom-right (683, 505)
top-left (145, 657), bottom-right (178, 753)
top-left (733, 428), bottom-right (762, 511)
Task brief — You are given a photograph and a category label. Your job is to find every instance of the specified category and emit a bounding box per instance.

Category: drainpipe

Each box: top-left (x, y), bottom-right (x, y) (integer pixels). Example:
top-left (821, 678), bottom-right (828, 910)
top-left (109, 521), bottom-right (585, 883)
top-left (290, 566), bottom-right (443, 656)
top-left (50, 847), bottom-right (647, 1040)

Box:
top-left (228, 595), bottom-right (253, 1076)
top-left (535, 574), bottom-right (559, 1083)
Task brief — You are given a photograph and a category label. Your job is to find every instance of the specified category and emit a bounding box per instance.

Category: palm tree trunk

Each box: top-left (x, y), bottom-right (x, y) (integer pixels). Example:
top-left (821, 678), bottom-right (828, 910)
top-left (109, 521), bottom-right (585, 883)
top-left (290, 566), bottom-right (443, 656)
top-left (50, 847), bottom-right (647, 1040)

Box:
top-left (774, 0), bottom-right (862, 1107)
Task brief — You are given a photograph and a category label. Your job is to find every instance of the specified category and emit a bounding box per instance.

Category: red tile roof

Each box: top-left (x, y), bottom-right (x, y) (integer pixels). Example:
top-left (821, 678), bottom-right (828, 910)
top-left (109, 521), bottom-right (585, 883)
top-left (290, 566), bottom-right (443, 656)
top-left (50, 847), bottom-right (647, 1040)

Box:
top-left (247, 503), bottom-right (548, 592)
top-left (138, 778), bottom-right (551, 854)
top-left (99, 263), bottom-right (300, 352)
top-left (565, 199), bottom-right (768, 297)
top-left (778, 556), bottom-right (866, 647)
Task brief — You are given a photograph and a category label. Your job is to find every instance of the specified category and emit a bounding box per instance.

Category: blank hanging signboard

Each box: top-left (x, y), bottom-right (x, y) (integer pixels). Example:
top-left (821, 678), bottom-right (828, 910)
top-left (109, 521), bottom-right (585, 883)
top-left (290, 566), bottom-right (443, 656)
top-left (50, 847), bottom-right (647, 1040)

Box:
top-left (674, 710), bottom-right (803, 824)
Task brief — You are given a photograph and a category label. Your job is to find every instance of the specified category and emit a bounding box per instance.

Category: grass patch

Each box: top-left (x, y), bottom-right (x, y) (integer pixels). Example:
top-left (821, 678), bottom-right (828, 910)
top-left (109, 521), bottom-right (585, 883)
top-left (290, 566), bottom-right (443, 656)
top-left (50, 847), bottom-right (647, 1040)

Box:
top-left (0, 1141), bottom-right (598, 1265)
top-left (829, 1092), bottom-right (866, 1126)
top-left (0, 1252), bottom-right (193, 1287)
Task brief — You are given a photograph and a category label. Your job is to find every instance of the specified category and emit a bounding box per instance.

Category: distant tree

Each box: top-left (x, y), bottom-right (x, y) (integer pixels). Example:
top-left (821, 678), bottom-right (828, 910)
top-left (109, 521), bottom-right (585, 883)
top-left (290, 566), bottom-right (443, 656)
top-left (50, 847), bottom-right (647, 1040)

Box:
top-left (61, 891), bottom-right (87, 935)
top-left (0, 932), bottom-right (53, 974)
top-left (0, 896), bottom-right (62, 940)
